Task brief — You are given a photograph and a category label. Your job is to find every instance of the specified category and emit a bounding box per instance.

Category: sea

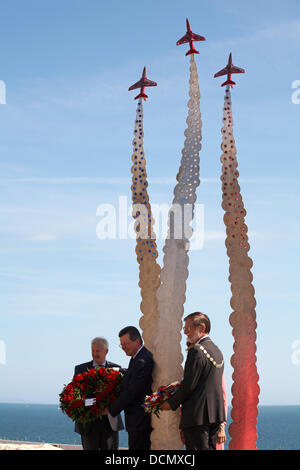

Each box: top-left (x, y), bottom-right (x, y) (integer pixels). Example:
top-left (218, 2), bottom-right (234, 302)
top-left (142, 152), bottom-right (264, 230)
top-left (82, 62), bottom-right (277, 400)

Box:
top-left (0, 403), bottom-right (299, 450)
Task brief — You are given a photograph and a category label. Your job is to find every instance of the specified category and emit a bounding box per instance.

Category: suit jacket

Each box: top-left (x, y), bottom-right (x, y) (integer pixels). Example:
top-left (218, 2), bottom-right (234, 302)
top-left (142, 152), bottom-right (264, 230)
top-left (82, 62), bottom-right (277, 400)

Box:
top-left (168, 337), bottom-right (225, 429)
top-left (73, 360), bottom-right (124, 435)
top-left (108, 346), bottom-right (154, 432)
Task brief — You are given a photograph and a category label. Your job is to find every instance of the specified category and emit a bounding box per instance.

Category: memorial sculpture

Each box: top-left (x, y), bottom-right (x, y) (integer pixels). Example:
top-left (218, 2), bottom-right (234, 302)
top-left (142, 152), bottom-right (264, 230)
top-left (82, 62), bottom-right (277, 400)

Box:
top-left (127, 24), bottom-right (259, 450)
top-left (215, 54), bottom-right (260, 450)
top-left (150, 47), bottom-right (203, 449)
top-left (129, 19), bottom-right (204, 449)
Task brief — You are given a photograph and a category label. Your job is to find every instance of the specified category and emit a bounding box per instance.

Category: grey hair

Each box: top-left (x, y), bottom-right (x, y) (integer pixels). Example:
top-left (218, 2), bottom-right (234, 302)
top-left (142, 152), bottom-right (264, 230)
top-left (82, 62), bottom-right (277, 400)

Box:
top-left (91, 337), bottom-right (109, 349)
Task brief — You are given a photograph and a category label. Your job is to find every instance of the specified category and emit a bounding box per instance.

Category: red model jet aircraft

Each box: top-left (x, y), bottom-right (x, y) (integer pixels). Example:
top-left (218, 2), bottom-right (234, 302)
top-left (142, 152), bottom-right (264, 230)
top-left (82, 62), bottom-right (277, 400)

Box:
top-left (214, 53), bottom-right (245, 87)
top-left (176, 18), bottom-right (206, 56)
top-left (128, 66), bottom-right (157, 101)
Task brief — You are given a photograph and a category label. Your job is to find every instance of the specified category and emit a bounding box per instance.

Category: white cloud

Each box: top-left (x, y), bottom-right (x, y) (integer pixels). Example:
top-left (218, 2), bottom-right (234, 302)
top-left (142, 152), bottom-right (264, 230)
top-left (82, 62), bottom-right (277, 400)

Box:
top-left (205, 231), bottom-right (226, 241)
top-left (255, 20), bottom-right (300, 40)
top-left (204, 230), bottom-right (261, 242)
top-left (206, 19), bottom-right (300, 54)
top-left (3, 289), bottom-right (109, 318)
top-left (28, 233), bottom-right (58, 242)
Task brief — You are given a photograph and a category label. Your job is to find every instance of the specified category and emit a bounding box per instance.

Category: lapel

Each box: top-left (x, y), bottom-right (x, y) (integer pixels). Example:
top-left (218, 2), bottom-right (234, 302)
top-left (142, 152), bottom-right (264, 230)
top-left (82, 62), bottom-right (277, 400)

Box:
top-left (129, 346), bottom-right (144, 366)
top-left (134, 345), bottom-right (145, 360)
top-left (126, 346), bottom-right (145, 376)
top-left (125, 354), bottom-right (138, 381)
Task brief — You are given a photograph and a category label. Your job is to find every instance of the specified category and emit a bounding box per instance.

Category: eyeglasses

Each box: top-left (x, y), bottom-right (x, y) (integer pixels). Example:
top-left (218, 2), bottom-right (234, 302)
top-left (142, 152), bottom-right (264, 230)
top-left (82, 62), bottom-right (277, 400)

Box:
top-left (183, 325), bottom-right (195, 332)
top-left (119, 341), bottom-right (133, 349)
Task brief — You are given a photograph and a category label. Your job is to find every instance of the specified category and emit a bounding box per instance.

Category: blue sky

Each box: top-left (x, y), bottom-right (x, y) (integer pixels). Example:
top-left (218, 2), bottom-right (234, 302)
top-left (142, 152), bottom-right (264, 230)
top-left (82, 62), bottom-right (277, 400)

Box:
top-left (0, 0), bottom-right (299, 407)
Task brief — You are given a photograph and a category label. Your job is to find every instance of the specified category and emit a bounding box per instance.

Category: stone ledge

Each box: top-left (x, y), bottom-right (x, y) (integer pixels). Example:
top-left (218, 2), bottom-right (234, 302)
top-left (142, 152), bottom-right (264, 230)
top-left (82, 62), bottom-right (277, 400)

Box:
top-left (0, 439), bottom-right (81, 450)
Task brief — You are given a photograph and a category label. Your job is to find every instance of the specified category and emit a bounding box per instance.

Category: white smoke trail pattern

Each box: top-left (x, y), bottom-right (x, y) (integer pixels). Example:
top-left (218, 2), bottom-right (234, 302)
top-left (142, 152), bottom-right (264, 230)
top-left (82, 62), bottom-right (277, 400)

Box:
top-left (151, 54), bottom-right (202, 450)
top-left (220, 85), bottom-right (259, 450)
top-left (130, 98), bottom-right (161, 353)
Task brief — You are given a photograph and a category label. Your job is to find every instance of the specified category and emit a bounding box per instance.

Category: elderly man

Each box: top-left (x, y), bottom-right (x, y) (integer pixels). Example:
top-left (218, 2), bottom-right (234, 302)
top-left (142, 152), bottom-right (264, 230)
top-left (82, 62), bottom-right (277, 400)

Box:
top-left (160, 312), bottom-right (226, 450)
top-left (105, 326), bottom-right (154, 450)
top-left (74, 337), bottom-right (124, 450)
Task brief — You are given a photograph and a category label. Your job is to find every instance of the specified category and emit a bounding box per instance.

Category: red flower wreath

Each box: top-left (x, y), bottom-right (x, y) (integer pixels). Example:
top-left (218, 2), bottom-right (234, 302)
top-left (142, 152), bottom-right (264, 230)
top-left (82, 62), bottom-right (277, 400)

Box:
top-left (144, 381), bottom-right (180, 417)
top-left (59, 367), bottom-right (123, 425)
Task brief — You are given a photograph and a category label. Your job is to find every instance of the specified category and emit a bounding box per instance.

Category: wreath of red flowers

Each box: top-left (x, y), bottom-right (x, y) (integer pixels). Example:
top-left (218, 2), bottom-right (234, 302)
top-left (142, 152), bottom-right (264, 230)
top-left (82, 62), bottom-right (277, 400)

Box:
top-left (59, 367), bottom-right (123, 425)
top-left (144, 382), bottom-right (180, 417)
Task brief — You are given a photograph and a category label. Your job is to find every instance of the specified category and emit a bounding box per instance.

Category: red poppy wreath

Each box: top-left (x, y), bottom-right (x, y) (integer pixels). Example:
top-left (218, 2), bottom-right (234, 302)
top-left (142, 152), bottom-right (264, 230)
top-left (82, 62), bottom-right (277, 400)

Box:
top-left (59, 367), bottom-right (123, 425)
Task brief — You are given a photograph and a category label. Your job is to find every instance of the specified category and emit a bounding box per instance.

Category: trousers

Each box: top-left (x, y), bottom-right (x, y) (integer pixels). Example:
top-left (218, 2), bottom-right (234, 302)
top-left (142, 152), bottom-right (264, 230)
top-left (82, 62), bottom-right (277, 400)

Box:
top-left (81, 416), bottom-right (119, 450)
top-left (128, 428), bottom-right (152, 450)
top-left (183, 423), bottom-right (220, 450)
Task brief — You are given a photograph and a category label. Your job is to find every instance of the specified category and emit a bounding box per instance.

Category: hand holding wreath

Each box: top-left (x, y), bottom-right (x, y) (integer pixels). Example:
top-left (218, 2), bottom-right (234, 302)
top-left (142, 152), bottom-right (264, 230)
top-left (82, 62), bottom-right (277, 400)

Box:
top-left (144, 382), bottom-right (180, 418)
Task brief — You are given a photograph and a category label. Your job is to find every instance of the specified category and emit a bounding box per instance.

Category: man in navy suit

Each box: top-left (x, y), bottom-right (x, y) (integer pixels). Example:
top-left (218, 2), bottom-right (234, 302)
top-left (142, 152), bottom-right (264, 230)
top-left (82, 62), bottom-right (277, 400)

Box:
top-left (74, 337), bottom-right (124, 450)
top-left (106, 326), bottom-right (154, 450)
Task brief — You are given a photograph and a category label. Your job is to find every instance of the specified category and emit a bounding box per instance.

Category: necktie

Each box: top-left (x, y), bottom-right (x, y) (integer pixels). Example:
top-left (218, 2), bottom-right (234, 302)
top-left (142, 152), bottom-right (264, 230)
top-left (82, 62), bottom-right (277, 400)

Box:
top-left (129, 357), bottom-right (134, 368)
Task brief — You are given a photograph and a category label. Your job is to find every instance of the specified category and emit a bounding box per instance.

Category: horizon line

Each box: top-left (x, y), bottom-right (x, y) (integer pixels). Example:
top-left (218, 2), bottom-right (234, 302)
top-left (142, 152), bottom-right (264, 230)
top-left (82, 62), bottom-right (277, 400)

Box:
top-left (1, 401), bottom-right (299, 407)
top-left (0, 177), bottom-right (295, 185)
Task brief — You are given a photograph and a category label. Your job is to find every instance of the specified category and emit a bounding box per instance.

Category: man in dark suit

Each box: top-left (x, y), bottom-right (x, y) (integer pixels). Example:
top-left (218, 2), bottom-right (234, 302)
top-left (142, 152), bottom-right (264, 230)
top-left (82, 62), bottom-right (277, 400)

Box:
top-left (105, 326), bottom-right (154, 450)
top-left (160, 312), bottom-right (226, 450)
top-left (74, 336), bottom-right (124, 450)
